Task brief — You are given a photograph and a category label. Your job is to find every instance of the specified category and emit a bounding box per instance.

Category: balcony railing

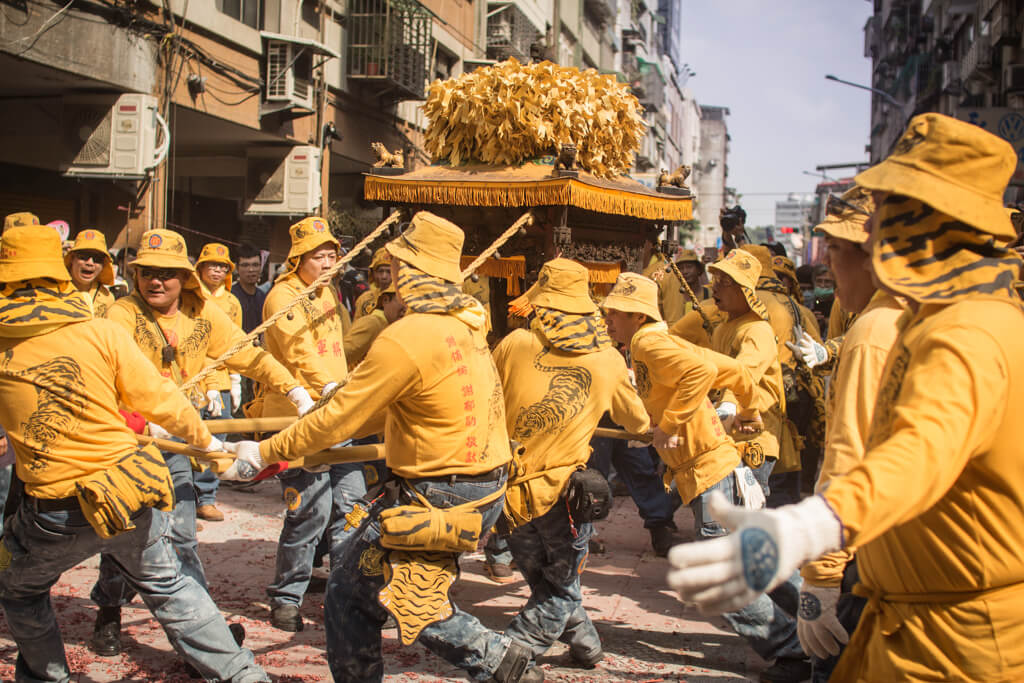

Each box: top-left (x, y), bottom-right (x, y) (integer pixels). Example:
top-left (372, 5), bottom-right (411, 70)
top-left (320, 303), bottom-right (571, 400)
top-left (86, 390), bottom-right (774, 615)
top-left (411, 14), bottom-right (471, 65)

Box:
top-left (347, 0), bottom-right (432, 101)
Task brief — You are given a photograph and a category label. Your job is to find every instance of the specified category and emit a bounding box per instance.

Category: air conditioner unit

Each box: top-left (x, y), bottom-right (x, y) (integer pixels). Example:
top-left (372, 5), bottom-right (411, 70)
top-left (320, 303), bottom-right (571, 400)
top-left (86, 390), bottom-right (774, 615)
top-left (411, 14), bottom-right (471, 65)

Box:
top-left (61, 93), bottom-right (168, 179)
top-left (1005, 63), bottom-right (1024, 92)
top-left (244, 146), bottom-right (321, 216)
top-left (264, 40), bottom-right (314, 110)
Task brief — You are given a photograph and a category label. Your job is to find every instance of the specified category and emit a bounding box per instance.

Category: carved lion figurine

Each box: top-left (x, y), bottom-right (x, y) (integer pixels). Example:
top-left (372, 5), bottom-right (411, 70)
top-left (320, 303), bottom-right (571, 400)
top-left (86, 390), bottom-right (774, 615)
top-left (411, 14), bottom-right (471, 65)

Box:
top-left (371, 142), bottom-right (404, 168)
top-left (657, 164), bottom-right (691, 188)
top-left (553, 144), bottom-right (577, 174)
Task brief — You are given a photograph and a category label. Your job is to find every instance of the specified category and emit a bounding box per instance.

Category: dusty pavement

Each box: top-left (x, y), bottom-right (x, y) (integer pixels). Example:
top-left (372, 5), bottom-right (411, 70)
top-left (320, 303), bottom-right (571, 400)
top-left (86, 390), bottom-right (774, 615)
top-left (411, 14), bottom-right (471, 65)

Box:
top-left (0, 482), bottom-right (766, 682)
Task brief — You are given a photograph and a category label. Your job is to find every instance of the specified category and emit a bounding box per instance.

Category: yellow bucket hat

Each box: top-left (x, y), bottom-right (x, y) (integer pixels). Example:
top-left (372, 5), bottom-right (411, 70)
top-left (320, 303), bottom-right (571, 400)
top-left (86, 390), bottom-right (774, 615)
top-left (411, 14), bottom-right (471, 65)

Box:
top-left (130, 229), bottom-right (203, 292)
top-left (65, 229), bottom-right (115, 285)
top-left (675, 248), bottom-right (705, 272)
top-left (196, 242), bottom-right (235, 291)
top-left (855, 112), bottom-right (1017, 240)
top-left (0, 224), bottom-right (72, 282)
top-left (708, 248), bottom-right (769, 321)
top-left (740, 245), bottom-right (778, 285)
top-left (279, 217), bottom-right (339, 281)
top-left (812, 186), bottom-right (875, 244)
top-left (600, 272), bottom-right (662, 321)
top-left (524, 258), bottom-right (597, 315)
top-left (772, 255), bottom-right (797, 282)
top-left (369, 246), bottom-right (392, 271)
top-left (3, 212), bottom-right (40, 232)
top-left (386, 211), bottom-right (464, 283)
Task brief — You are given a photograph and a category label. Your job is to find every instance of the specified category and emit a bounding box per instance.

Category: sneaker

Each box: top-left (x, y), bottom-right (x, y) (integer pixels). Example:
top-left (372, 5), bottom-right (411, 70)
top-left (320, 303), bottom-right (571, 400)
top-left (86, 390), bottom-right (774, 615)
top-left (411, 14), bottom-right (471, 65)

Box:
top-left (485, 561), bottom-right (516, 584)
top-left (270, 604), bottom-right (304, 632)
top-left (759, 657), bottom-right (811, 683)
top-left (90, 606), bottom-right (122, 657)
top-left (196, 504), bottom-right (224, 522)
top-left (492, 641), bottom-right (544, 682)
top-left (649, 525), bottom-right (679, 558)
top-left (228, 622), bottom-right (246, 646)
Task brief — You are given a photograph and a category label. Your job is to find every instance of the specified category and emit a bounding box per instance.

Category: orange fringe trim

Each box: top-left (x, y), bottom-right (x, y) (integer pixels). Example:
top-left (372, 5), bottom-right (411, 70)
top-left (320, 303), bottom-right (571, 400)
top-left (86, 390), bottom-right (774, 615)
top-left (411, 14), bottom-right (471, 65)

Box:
top-left (460, 254), bottom-right (525, 295)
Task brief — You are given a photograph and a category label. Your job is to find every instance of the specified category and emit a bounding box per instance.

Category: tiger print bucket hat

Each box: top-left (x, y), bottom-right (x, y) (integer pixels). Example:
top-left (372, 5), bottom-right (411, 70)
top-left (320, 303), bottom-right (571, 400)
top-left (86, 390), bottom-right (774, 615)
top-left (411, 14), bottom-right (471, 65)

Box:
top-left (279, 217), bottom-right (339, 281)
top-left (196, 242), bottom-right (235, 291)
top-left (386, 211), bottom-right (464, 283)
top-left (855, 113), bottom-right (1022, 303)
top-left (600, 272), bottom-right (662, 321)
top-left (525, 258), bottom-right (597, 315)
top-left (708, 248), bottom-right (770, 321)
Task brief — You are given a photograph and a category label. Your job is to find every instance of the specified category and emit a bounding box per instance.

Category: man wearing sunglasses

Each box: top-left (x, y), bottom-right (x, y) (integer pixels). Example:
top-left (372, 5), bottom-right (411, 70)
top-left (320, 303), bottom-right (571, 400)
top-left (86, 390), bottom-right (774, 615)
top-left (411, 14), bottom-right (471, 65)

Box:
top-left (88, 228), bottom-right (313, 659)
top-left (65, 229), bottom-right (116, 317)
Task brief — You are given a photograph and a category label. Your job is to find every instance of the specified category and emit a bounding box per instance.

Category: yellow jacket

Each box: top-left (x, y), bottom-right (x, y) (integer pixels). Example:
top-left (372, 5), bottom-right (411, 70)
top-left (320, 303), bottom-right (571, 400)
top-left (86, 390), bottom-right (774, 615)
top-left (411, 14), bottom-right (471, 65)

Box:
top-left (82, 282), bottom-right (116, 318)
top-left (105, 293), bottom-right (297, 397)
top-left (353, 285), bottom-right (379, 319)
top-left (261, 312), bottom-right (512, 480)
top-left (757, 287), bottom-right (821, 368)
top-left (202, 284), bottom-right (243, 392)
top-left (493, 327), bottom-right (649, 519)
top-left (800, 292), bottom-right (903, 587)
top-left (0, 318), bottom-right (212, 499)
top-left (659, 272), bottom-right (711, 325)
top-left (262, 274), bottom-right (347, 416)
top-left (630, 323), bottom-right (743, 504)
top-left (825, 296), bottom-right (1024, 682)
top-left (711, 311), bottom-right (792, 466)
top-left (669, 299), bottom-right (725, 348)
top-left (343, 309), bottom-right (389, 368)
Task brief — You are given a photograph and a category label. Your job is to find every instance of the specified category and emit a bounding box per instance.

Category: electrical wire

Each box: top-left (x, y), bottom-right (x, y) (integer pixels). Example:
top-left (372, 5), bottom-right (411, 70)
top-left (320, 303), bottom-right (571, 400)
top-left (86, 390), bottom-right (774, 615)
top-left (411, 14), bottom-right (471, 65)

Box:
top-left (4, 0), bottom-right (76, 53)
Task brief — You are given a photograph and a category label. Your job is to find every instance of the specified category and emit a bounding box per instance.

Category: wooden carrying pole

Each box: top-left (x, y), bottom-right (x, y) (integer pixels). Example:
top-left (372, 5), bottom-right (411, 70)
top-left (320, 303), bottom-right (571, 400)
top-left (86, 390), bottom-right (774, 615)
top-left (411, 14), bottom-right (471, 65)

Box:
top-left (135, 434), bottom-right (385, 472)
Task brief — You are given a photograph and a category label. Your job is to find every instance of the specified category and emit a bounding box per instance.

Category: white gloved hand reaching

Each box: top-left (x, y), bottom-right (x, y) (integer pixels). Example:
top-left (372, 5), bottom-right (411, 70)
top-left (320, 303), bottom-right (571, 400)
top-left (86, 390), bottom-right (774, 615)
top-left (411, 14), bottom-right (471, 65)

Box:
top-left (797, 584), bottom-right (849, 659)
top-left (287, 386), bottom-right (316, 416)
top-left (229, 374), bottom-right (242, 413)
top-left (786, 331), bottom-right (829, 369)
top-left (666, 492), bottom-right (843, 614)
top-left (321, 381), bottom-right (339, 398)
top-left (147, 423), bottom-right (174, 441)
top-left (716, 401), bottom-right (738, 433)
top-left (221, 441), bottom-right (265, 481)
top-left (205, 390), bottom-right (225, 416)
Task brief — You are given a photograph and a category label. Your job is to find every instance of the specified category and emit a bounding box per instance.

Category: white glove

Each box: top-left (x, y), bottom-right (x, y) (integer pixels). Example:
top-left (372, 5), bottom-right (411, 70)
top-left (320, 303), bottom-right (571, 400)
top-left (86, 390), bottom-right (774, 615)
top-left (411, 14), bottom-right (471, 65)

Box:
top-left (148, 423), bottom-right (173, 441)
top-left (322, 381), bottom-right (339, 397)
top-left (666, 492), bottom-right (843, 614)
top-left (230, 374), bottom-right (242, 412)
top-left (652, 425), bottom-right (679, 451)
top-left (786, 331), bottom-right (828, 368)
top-left (197, 436), bottom-right (225, 453)
top-left (716, 402), bottom-right (737, 432)
top-left (206, 390), bottom-right (225, 416)
top-left (221, 441), bottom-right (266, 481)
top-left (797, 584), bottom-right (849, 659)
top-left (287, 386), bottom-right (316, 416)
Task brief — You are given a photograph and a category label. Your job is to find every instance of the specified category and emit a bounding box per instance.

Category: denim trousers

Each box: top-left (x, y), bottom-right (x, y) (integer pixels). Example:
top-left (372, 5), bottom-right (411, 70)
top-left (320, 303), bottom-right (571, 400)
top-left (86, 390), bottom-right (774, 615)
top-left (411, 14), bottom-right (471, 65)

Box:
top-left (811, 559), bottom-right (867, 682)
top-left (690, 471), bottom-right (805, 662)
top-left (93, 450), bottom-right (207, 606)
top-left (0, 462), bottom-right (12, 527)
top-left (588, 437), bottom-right (680, 528)
top-left (267, 460), bottom-right (367, 607)
top-left (324, 470), bottom-right (513, 682)
top-left (0, 500), bottom-right (267, 683)
top-left (194, 389), bottom-right (231, 507)
top-left (505, 500), bottom-right (599, 661)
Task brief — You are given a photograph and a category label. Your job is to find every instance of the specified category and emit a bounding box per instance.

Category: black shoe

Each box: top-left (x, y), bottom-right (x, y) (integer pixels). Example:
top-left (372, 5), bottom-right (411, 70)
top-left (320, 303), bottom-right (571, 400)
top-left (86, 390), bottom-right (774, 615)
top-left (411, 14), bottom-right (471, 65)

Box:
top-left (90, 606), bottom-right (122, 657)
top-left (759, 657), bottom-right (811, 683)
top-left (228, 622), bottom-right (246, 646)
top-left (492, 640), bottom-right (544, 682)
top-left (569, 645), bottom-right (603, 669)
top-left (649, 525), bottom-right (678, 558)
top-left (307, 575), bottom-right (328, 593)
top-left (271, 604), bottom-right (304, 632)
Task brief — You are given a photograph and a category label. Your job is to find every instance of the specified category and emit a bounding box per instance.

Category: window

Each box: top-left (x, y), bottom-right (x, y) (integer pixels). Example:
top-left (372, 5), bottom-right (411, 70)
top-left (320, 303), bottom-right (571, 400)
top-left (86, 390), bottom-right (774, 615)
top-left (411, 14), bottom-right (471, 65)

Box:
top-left (216, 0), bottom-right (262, 28)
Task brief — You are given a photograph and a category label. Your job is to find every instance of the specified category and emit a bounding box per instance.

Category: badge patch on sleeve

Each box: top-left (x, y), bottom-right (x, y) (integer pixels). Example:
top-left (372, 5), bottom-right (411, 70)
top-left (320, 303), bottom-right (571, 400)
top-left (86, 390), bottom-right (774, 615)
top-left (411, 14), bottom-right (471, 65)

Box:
top-left (378, 550), bottom-right (458, 645)
top-left (283, 487), bottom-right (302, 511)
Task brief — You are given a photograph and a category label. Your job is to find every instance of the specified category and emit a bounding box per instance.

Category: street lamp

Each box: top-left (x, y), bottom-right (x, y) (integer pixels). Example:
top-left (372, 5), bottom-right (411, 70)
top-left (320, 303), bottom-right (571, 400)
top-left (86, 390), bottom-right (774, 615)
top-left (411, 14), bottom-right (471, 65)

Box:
top-left (825, 74), bottom-right (904, 107)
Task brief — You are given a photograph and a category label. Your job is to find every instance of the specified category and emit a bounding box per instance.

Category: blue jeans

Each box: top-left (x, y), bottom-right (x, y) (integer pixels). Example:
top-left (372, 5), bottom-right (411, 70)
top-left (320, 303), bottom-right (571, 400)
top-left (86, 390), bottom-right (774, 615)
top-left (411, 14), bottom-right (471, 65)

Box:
top-left (691, 471), bottom-right (805, 662)
top-left (811, 560), bottom-right (867, 682)
top-left (268, 459), bottom-right (368, 607)
top-left (505, 501), bottom-right (599, 662)
top-left (324, 470), bottom-right (513, 682)
top-left (0, 462), bottom-right (12, 527)
top-left (93, 451), bottom-right (207, 606)
top-left (484, 530), bottom-right (513, 566)
top-left (0, 499), bottom-right (267, 683)
top-left (588, 438), bottom-right (680, 528)
top-left (194, 389), bottom-right (231, 507)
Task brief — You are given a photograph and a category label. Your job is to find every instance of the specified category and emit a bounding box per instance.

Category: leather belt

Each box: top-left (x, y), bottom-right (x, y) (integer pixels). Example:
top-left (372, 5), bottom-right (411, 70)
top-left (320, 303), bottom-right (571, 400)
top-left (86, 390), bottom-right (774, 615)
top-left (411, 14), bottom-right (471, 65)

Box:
top-left (28, 495), bottom-right (80, 513)
top-left (408, 463), bottom-right (508, 486)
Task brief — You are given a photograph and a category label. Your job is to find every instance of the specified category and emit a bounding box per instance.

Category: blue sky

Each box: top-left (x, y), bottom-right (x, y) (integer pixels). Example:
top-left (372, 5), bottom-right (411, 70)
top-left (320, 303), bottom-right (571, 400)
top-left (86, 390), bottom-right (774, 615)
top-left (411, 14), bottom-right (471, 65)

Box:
top-left (681, 1), bottom-right (875, 226)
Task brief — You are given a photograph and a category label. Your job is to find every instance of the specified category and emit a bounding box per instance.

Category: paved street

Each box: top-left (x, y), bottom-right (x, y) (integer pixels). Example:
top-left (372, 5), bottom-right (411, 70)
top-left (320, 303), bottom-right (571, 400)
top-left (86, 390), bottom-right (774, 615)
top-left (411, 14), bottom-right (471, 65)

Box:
top-left (0, 484), bottom-right (764, 682)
